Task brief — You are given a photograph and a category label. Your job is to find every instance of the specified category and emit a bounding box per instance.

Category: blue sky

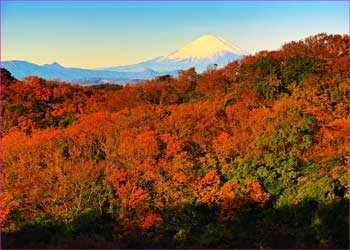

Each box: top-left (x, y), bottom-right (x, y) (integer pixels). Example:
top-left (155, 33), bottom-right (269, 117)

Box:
top-left (2, 1), bottom-right (348, 68)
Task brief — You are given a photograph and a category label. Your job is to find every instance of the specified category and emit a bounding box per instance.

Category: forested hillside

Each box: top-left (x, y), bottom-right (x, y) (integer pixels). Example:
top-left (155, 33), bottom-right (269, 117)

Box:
top-left (1, 33), bottom-right (349, 248)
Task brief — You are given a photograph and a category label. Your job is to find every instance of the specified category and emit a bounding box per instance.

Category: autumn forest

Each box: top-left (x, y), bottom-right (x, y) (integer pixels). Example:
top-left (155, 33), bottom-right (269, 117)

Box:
top-left (1, 33), bottom-right (349, 248)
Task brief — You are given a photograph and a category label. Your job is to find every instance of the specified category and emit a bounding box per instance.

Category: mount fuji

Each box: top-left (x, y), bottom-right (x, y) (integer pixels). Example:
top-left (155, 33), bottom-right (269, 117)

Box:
top-left (101, 35), bottom-right (244, 73)
top-left (2, 35), bottom-right (244, 84)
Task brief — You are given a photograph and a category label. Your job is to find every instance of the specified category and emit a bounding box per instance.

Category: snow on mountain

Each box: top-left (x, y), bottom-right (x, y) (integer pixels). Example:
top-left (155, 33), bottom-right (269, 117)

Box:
top-left (103, 34), bottom-right (244, 73)
top-left (161, 34), bottom-right (243, 61)
top-left (2, 35), bottom-right (245, 84)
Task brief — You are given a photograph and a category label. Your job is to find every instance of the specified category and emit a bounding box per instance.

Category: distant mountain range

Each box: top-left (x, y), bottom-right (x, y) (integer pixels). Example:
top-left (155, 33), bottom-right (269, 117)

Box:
top-left (2, 35), bottom-right (244, 85)
top-left (1, 60), bottom-right (177, 85)
top-left (100, 35), bottom-right (244, 73)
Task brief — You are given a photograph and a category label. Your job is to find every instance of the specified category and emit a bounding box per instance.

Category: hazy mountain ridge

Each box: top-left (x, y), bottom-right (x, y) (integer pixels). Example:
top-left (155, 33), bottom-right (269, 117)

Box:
top-left (101, 35), bottom-right (244, 73)
top-left (3, 35), bottom-right (243, 84)
top-left (1, 60), bottom-right (176, 84)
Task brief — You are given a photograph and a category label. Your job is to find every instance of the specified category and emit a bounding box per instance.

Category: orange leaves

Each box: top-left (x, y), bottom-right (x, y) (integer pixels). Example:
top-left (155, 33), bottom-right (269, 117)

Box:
top-left (271, 97), bottom-right (304, 115)
top-left (63, 112), bottom-right (114, 162)
top-left (242, 179), bottom-right (271, 204)
top-left (303, 105), bottom-right (332, 125)
top-left (65, 112), bottom-right (114, 137)
top-left (128, 188), bottom-right (149, 209)
top-left (160, 133), bottom-right (185, 158)
top-left (193, 170), bottom-right (220, 205)
top-left (118, 128), bottom-right (160, 162)
top-left (1, 191), bottom-right (20, 230)
top-left (140, 211), bottom-right (162, 229)
top-left (282, 33), bottom-right (349, 60)
top-left (107, 86), bottom-right (140, 112)
top-left (2, 76), bottom-right (122, 131)
top-left (303, 117), bottom-right (350, 163)
top-left (218, 95), bottom-right (266, 161)
top-left (105, 167), bottom-right (127, 185)
top-left (14, 76), bottom-right (52, 102)
top-left (196, 68), bottom-right (231, 98)
top-left (193, 170), bottom-right (270, 221)
top-left (218, 179), bottom-right (240, 202)
top-left (2, 127), bottom-right (110, 230)
top-left (213, 132), bottom-right (231, 152)
top-left (212, 132), bottom-right (235, 172)
top-left (173, 67), bottom-right (198, 94)
top-left (216, 179), bottom-right (242, 221)
top-left (217, 180), bottom-right (269, 221)
top-left (112, 181), bottom-right (149, 209)
top-left (17, 116), bottom-right (35, 133)
top-left (160, 101), bottom-right (225, 154)
top-left (33, 86), bottom-right (52, 101)
top-left (2, 33), bottom-right (349, 244)
top-left (109, 176), bottom-right (162, 234)
top-left (105, 128), bottom-right (163, 234)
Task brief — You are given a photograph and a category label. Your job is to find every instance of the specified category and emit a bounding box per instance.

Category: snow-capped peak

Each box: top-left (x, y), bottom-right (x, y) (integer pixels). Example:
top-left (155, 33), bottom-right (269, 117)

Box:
top-left (162, 34), bottom-right (243, 61)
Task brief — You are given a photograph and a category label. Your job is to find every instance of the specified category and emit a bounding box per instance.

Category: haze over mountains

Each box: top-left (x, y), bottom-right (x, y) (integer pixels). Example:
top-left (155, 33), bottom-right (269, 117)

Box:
top-left (2, 35), bottom-right (244, 84)
top-left (2, 60), bottom-right (171, 85)
top-left (101, 35), bottom-right (244, 73)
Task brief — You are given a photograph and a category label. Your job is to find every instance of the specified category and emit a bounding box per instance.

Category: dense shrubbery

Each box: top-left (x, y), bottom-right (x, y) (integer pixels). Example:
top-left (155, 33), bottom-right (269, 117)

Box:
top-left (1, 33), bottom-right (349, 248)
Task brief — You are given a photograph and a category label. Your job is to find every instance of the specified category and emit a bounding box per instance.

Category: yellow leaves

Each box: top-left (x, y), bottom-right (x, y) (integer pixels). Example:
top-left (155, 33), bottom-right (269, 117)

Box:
top-left (267, 74), bottom-right (281, 87)
top-left (329, 165), bottom-right (349, 199)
